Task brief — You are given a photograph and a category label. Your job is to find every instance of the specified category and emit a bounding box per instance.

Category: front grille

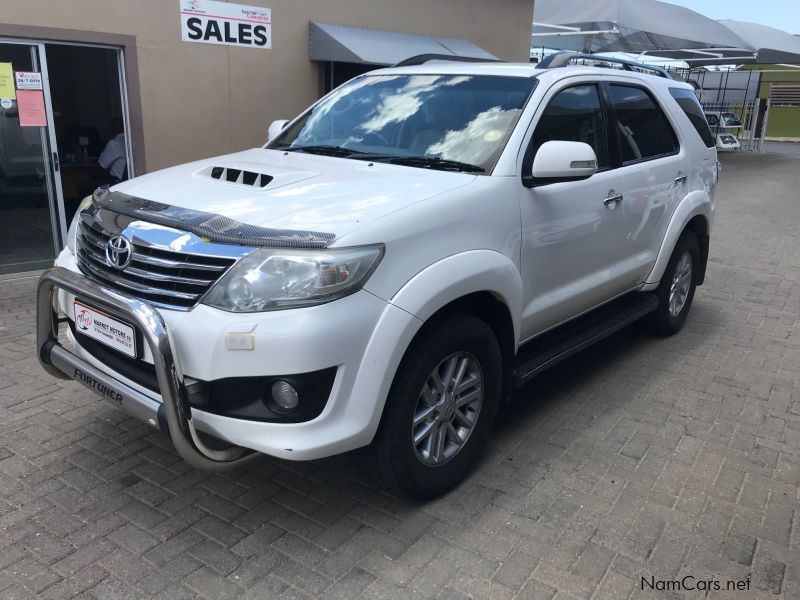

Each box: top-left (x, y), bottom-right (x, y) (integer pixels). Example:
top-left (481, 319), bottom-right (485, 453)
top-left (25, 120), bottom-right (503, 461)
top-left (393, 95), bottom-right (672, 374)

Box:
top-left (76, 219), bottom-right (236, 309)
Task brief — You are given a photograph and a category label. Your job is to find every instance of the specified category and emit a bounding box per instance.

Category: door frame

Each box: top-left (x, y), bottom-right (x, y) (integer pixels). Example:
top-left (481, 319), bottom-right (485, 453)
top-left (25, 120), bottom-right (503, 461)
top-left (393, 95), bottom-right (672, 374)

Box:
top-left (0, 24), bottom-right (144, 175)
top-left (0, 38), bottom-right (65, 254)
top-left (0, 36), bottom-right (138, 254)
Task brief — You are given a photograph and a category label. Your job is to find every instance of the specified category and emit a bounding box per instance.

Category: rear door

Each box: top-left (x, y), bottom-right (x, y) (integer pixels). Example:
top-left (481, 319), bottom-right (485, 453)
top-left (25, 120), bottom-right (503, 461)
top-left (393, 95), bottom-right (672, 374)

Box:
top-left (600, 81), bottom-right (688, 290)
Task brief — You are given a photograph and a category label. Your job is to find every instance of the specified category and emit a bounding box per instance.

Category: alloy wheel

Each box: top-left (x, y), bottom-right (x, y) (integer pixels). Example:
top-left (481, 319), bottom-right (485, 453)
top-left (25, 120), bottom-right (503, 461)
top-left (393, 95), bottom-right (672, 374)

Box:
top-left (668, 251), bottom-right (693, 317)
top-left (411, 352), bottom-right (483, 466)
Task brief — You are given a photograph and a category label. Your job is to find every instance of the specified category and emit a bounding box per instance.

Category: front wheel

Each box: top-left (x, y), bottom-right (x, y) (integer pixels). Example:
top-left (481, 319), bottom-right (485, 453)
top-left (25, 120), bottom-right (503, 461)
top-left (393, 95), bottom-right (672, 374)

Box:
top-left (371, 315), bottom-right (502, 499)
top-left (646, 231), bottom-right (699, 336)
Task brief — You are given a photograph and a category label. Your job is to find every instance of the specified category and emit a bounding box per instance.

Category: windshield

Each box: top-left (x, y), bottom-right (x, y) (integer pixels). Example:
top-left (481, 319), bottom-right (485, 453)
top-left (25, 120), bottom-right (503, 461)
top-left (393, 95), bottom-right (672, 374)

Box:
top-left (269, 74), bottom-right (536, 173)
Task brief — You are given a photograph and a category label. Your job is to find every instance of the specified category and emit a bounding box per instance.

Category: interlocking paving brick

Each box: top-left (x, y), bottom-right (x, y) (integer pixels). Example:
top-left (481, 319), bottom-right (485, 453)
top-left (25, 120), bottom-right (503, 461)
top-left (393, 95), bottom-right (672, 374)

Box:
top-left (0, 152), bottom-right (799, 598)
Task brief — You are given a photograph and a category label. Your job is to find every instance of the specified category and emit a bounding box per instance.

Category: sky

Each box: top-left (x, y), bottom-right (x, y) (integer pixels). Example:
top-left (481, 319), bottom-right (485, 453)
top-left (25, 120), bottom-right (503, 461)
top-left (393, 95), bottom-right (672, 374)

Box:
top-left (663, 0), bottom-right (800, 34)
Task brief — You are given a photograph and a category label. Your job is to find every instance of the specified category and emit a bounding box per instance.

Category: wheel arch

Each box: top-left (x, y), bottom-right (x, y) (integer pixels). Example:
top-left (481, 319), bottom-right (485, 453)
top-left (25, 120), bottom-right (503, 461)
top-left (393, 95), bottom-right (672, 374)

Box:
top-left (642, 191), bottom-right (712, 290)
top-left (386, 250), bottom-right (522, 405)
top-left (685, 214), bottom-right (710, 285)
top-left (387, 249), bottom-right (523, 350)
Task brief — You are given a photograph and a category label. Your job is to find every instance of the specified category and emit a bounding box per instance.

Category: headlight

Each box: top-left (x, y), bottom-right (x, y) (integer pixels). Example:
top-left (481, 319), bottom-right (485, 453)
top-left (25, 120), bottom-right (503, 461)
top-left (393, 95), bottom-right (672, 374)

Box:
top-left (203, 245), bottom-right (384, 312)
top-left (66, 195), bottom-right (94, 254)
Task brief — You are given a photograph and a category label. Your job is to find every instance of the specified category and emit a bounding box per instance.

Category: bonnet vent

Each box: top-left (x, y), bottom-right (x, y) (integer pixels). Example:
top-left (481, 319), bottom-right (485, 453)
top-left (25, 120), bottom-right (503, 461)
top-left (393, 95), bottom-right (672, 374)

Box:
top-left (207, 166), bottom-right (273, 188)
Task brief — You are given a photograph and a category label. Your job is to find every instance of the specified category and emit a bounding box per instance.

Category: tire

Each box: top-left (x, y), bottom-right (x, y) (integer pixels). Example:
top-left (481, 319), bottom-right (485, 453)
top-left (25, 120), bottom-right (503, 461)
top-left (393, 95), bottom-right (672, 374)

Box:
top-left (645, 230), bottom-right (699, 336)
top-left (370, 314), bottom-right (502, 499)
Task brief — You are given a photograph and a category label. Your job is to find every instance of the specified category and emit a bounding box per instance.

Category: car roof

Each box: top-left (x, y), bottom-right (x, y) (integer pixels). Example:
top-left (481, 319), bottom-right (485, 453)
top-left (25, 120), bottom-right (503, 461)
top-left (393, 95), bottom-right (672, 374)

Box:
top-left (366, 62), bottom-right (694, 91)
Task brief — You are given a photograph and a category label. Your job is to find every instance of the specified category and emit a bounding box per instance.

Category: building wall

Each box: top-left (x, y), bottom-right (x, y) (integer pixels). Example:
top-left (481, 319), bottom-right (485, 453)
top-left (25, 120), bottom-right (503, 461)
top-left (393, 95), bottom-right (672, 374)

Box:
top-left (752, 66), bottom-right (800, 138)
top-left (765, 107), bottom-right (800, 138)
top-left (1, 0), bottom-right (534, 172)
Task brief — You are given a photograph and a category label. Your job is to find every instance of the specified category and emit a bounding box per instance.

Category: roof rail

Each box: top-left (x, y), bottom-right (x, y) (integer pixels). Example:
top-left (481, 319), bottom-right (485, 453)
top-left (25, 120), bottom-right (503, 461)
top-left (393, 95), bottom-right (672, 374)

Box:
top-left (536, 52), bottom-right (671, 79)
top-left (392, 54), bottom-right (501, 68)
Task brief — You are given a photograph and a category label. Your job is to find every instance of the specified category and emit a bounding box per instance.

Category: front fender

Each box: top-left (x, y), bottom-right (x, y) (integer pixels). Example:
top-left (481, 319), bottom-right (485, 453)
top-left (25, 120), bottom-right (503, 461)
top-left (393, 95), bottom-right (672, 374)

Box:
top-left (388, 250), bottom-right (523, 348)
top-left (642, 190), bottom-right (713, 289)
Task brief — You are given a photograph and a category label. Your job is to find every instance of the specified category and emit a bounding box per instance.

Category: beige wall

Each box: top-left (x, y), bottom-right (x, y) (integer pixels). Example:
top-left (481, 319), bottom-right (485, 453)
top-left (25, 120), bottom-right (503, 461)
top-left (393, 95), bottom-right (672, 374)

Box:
top-left (2, 0), bottom-right (534, 172)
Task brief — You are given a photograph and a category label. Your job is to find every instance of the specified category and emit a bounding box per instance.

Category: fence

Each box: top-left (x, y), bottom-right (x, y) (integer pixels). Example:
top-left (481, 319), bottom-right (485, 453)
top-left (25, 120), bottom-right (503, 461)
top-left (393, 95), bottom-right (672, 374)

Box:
top-left (699, 99), bottom-right (771, 151)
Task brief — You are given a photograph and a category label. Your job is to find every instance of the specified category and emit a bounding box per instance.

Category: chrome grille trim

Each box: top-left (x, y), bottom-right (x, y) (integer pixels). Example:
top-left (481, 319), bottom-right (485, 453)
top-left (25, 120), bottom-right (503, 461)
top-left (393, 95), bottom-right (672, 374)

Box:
top-left (75, 216), bottom-right (249, 310)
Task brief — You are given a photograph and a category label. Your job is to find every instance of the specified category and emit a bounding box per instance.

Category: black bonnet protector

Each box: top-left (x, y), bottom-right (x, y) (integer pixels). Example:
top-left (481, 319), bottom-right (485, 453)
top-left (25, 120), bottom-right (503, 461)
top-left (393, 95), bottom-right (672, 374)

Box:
top-left (93, 189), bottom-right (336, 248)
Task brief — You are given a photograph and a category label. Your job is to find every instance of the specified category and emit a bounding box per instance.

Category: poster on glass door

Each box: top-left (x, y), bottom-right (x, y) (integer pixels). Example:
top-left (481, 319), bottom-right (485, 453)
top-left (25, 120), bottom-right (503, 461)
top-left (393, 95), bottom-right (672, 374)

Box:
top-left (17, 90), bottom-right (46, 126)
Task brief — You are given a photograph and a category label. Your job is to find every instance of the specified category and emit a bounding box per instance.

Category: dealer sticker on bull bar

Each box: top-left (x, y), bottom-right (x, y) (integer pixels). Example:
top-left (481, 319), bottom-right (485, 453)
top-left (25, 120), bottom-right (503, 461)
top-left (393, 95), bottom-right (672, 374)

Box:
top-left (73, 301), bottom-right (136, 358)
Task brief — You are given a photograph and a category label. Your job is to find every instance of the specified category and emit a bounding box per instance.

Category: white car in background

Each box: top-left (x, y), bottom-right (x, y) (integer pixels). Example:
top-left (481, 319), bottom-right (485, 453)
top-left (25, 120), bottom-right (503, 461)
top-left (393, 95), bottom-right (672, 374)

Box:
top-left (37, 53), bottom-right (717, 498)
top-left (704, 110), bottom-right (743, 150)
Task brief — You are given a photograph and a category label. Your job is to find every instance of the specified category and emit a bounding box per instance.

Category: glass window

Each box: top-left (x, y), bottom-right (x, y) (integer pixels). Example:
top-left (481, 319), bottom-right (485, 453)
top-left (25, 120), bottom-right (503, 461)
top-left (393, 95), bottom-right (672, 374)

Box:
top-left (528, 84), bottom-right (608, 168)
top-left (669, 88), bottom-right (715, 148)
top-left (609, 85), bottom-right (678, 163)
top-left (270, 75), bottom-right (536, 173)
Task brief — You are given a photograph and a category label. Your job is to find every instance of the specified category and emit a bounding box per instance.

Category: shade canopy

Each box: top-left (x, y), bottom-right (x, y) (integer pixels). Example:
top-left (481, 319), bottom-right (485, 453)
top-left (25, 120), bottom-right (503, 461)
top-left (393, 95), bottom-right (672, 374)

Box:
top-left (717, 20), bottom-right (800, 65)
top-left (309, 21), bottom-right (496, 66)
top-left (532, 0), bottom-right (749, 55)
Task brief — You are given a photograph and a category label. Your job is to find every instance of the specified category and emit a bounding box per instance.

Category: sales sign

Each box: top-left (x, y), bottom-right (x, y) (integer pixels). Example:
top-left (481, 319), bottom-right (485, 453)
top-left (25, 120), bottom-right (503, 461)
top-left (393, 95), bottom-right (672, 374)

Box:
top-left (180, 0), bottom-right (271, 49)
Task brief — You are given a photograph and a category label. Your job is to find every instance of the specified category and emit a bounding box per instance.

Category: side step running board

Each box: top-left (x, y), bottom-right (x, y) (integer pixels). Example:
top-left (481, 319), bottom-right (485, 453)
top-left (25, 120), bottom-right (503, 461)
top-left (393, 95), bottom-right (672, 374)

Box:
top-left (513, 293), bottom-right (659, 388)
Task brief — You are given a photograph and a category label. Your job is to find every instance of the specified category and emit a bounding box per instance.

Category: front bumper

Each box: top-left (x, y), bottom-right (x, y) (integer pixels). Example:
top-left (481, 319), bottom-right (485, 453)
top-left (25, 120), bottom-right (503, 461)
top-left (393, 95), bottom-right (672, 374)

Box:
top-left (37, 261), bottom-right (423, 463)
top-left (38, 267), bottom-right (254, 469)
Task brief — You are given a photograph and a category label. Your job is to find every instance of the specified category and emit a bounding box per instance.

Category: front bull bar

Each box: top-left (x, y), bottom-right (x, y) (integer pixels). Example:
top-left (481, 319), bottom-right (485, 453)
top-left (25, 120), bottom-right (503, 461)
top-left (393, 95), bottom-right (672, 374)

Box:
top-left (36, 266), bottom-right (255, 470)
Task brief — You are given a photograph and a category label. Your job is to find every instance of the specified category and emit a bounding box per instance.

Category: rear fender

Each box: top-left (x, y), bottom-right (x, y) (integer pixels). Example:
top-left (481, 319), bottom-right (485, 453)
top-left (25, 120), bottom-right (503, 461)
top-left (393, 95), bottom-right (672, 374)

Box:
top-left (641, 190), bottom-right (713, 290)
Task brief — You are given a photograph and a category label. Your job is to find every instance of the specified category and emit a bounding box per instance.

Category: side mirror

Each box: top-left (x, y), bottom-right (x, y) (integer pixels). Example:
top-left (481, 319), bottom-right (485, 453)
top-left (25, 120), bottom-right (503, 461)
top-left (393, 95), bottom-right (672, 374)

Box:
top-left (267, 119), bottom-right (289, 143)
top-left (528, 141), bottom-right (598, 186)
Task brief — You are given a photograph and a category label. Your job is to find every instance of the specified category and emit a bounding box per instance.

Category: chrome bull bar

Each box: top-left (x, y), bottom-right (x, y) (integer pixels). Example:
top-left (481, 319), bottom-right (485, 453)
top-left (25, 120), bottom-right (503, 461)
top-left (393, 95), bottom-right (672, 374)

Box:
top-left (37, 266), bottom-right (255, 471)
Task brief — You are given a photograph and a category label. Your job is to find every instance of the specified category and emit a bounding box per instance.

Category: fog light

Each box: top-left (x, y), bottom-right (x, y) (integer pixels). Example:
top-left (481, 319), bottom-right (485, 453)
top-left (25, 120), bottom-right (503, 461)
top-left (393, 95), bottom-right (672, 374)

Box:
top-left (271, 380), bottom-right (299, 412)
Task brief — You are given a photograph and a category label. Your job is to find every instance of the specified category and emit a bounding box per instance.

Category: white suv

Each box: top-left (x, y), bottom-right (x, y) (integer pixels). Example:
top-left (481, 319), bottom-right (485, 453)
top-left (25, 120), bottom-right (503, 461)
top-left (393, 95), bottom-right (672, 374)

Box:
top-left (37, 53), bottom-right (717, 497)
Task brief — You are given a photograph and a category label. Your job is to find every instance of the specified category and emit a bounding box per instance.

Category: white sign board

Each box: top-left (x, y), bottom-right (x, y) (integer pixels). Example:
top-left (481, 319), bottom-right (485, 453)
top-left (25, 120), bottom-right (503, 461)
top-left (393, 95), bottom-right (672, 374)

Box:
top-left (180, 0), bottom-right (271, 49)
top-left (73, 301), bottom-right (137, 358)
top-left (15, 71), bottom-right (43, 90)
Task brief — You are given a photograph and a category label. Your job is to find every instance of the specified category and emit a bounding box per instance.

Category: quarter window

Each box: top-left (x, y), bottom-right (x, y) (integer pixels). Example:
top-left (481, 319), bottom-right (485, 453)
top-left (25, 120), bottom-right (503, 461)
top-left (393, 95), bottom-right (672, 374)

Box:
top-left (529, 84), bottom-right (608, 169)
top-left (608, 85), bottom-right (678, 163)
top-left (668, 88), bottom-right (715, 148)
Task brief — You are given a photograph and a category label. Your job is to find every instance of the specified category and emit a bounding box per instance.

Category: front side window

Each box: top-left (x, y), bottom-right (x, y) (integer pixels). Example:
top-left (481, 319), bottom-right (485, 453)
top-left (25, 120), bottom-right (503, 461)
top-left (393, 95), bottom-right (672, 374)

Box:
top-left (270, 74), bottom-right (536, 173)
top-left (528, 84), bottom-right (608, 169)
top-left (609, 85), bottom-right (678, 163)
top-left (669, 88), bottom-right (715, 148)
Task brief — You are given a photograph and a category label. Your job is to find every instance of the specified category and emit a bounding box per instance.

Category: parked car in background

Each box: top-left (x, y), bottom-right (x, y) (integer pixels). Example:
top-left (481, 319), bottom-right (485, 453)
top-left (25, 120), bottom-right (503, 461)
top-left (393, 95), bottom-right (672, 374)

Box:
top-left (37, 53), bottom-right (717, 497)
top-left (704, 110), bottom-right (743, 150)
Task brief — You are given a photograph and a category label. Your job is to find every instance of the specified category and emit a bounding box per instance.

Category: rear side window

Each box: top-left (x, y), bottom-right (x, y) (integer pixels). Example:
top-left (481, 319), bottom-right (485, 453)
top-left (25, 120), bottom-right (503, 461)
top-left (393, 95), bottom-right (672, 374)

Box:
top-left (669, 88), bottom-right (716, 148)
top-left (608, 85), bottom-right (678, 163)
top-left (528, 84), bottom-right (608, 169)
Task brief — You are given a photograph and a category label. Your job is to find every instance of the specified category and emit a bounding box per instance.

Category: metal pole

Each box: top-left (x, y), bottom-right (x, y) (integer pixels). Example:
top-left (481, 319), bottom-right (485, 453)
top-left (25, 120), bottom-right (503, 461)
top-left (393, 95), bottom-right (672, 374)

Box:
top-left (759, 98), bottom-right (770, 152)
top-left (749, 99), bottom-right (759, 151)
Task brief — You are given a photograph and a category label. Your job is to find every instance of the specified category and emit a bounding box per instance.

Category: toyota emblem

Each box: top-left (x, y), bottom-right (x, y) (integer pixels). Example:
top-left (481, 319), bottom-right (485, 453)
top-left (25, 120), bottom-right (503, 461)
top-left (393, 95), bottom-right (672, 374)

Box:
top-left (105, 235), bottom-right (132, 269)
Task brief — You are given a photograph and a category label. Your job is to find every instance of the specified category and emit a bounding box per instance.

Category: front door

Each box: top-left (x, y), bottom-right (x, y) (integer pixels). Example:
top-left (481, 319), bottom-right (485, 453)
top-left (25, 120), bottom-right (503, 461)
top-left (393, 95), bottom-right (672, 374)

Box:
top-left (518, 82), bottom-right (631, 339)
top-left (0, 41), bottom-right (63, 275)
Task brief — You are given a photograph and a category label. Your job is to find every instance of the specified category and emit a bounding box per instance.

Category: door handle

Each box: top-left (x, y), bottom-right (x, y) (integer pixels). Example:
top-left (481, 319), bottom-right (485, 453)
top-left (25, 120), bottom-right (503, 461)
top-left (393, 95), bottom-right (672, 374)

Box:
top-left (52, 152), bottom-right (60, 172)
top-left (674, 175), bottom-right (687, 185)
top-left (603, 194), bottom-right (623, 207)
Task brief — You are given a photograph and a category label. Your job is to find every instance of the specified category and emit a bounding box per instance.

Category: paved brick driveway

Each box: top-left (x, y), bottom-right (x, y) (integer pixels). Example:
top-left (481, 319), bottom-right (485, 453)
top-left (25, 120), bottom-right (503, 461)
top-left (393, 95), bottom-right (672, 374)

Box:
top-left (1, 152), bottom-right (799, 600)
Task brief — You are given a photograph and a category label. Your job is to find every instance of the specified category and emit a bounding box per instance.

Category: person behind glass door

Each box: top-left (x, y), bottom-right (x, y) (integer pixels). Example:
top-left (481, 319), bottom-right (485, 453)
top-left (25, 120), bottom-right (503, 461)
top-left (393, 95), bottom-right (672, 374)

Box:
top-left (98, 117), bottom-right (127, 183)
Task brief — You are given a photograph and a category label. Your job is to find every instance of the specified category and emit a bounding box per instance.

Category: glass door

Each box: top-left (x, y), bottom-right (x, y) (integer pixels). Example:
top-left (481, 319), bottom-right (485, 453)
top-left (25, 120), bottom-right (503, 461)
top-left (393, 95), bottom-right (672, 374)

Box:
top-left (0, 40), bottom-right (63, 275)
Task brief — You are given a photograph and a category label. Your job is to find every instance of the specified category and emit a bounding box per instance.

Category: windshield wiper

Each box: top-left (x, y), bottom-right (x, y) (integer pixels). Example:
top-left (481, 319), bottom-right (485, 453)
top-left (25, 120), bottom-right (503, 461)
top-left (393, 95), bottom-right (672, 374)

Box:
top-left (387, 156), bottom-right (485, 173)
top-left (273, 145), bottom-right (369, 157)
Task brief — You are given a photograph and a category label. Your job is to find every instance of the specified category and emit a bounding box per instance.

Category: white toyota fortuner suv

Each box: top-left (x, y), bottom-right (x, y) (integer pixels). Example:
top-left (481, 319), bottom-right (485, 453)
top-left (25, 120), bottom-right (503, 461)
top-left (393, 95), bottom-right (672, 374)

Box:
top-left (37, 53), bottom-right (717, 498)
